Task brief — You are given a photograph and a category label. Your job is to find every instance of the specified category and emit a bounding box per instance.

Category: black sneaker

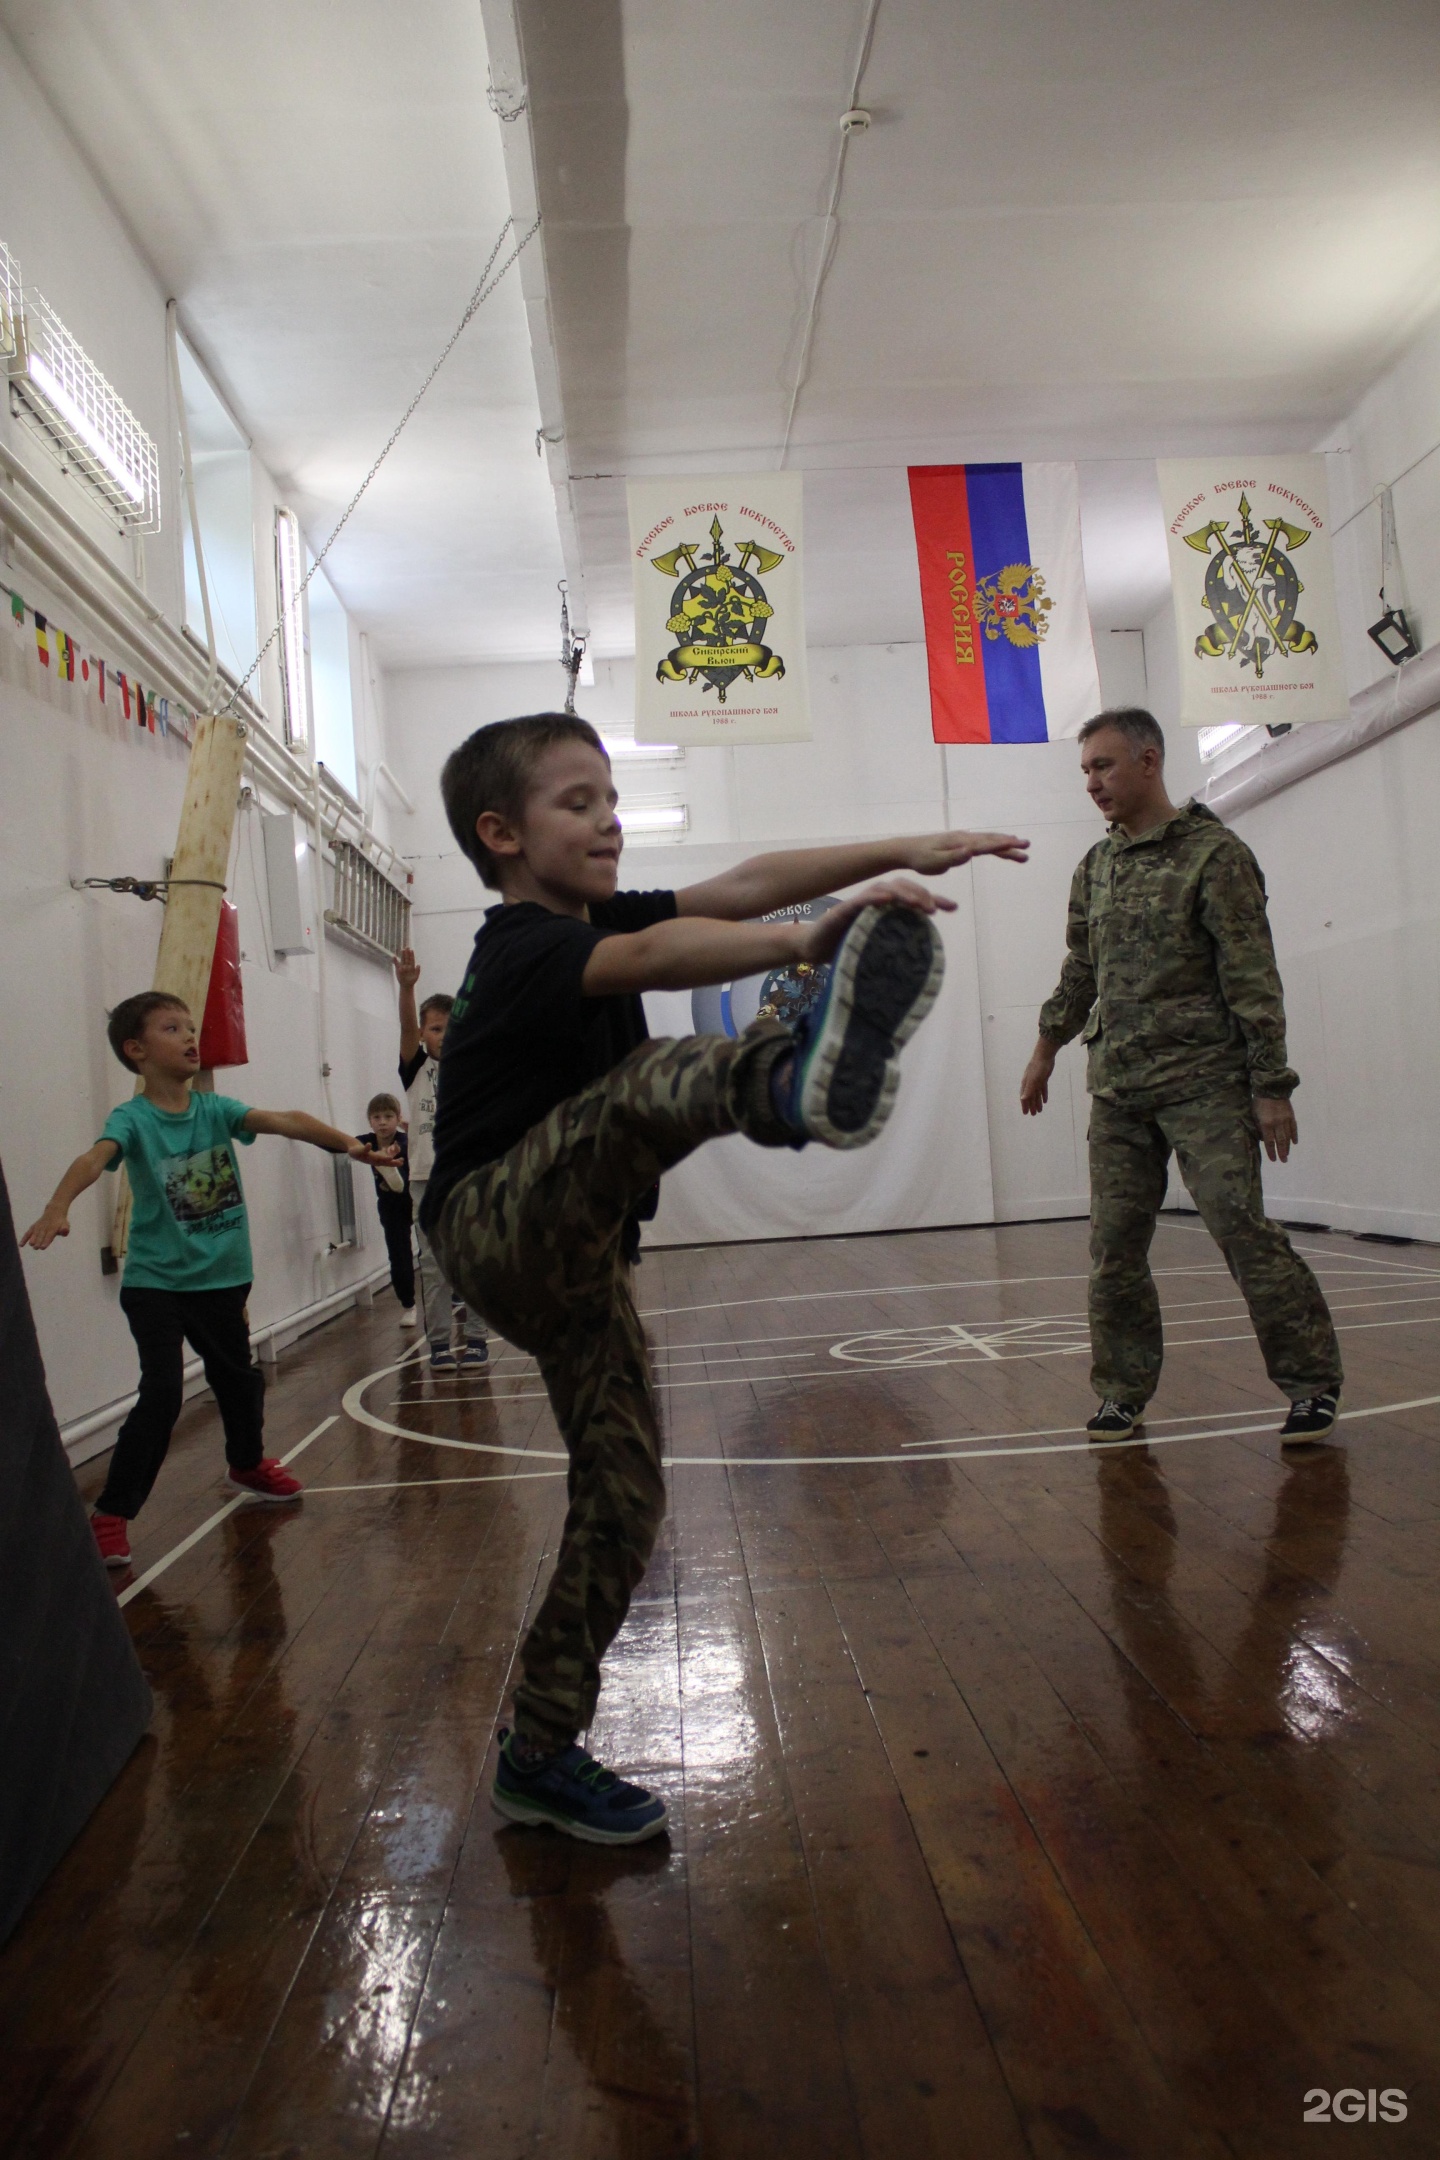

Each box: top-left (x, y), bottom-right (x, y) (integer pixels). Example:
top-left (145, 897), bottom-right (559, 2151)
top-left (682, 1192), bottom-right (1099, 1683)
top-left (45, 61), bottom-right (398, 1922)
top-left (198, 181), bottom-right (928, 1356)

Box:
top-left (785, 905), bottom-right (945, 1149)
top-left (491, 1729), bottom-right (669, 1845)
top-left (1086, 1399), bottom-right (1143, 1439)
top-left (1280, 1393), bottom-right (1339, 1443)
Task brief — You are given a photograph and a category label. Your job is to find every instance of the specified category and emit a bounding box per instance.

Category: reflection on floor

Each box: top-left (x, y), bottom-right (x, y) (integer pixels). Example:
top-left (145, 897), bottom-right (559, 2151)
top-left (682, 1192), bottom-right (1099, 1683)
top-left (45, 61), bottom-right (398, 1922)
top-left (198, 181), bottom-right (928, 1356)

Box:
top-left (3, 1217), bottom-right (1439, 2158)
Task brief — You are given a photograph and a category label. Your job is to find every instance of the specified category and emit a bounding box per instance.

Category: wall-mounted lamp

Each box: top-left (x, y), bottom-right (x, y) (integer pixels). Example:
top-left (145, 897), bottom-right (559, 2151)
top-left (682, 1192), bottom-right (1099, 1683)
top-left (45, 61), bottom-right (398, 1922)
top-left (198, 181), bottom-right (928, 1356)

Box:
top-left (1366, 606), bottom-right (1418, 666)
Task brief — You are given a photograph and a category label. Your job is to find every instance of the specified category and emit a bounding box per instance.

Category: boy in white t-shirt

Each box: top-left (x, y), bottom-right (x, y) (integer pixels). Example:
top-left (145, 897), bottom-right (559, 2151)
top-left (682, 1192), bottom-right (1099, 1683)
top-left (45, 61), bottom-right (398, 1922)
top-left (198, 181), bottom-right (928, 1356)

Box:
top-left (394, 949), bottom-right (487, 1373)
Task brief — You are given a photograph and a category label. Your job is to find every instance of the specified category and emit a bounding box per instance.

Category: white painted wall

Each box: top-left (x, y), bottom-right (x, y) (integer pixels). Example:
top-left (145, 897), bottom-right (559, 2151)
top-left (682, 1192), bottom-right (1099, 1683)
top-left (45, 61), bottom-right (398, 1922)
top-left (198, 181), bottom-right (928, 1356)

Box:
top-left (0, 29), bottom-right (403, 1445)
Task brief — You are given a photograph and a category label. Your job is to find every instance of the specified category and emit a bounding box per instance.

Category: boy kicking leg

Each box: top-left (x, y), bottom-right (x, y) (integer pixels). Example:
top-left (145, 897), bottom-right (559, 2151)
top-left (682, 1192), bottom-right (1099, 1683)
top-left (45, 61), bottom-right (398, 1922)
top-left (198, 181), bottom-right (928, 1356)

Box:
top-left (419, 713), bottom-right (1029, 1841)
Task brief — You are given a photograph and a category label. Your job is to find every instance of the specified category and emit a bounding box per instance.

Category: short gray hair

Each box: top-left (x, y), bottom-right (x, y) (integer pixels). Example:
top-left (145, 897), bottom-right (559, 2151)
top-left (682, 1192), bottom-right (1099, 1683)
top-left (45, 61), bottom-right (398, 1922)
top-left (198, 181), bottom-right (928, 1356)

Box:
top-left (1078, 707), bottom-right (1165, 762)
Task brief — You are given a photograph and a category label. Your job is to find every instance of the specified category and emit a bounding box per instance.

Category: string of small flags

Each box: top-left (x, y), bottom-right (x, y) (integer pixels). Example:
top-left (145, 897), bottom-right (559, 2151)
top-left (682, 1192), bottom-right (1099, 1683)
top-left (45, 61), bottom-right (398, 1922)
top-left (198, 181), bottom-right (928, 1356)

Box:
top-left (3, 577), bottom-right (195, 743)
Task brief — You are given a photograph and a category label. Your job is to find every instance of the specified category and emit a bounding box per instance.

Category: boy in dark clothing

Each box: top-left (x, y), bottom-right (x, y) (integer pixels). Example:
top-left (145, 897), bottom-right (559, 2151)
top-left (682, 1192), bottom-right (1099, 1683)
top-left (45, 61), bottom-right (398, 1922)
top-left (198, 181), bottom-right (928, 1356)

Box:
top-left (393, 954), bottom-right (487, 1371)
top-left (423, 712), bottom-right (1028, 1844)
top-left (357, 1091), bottom-right (415, 1322)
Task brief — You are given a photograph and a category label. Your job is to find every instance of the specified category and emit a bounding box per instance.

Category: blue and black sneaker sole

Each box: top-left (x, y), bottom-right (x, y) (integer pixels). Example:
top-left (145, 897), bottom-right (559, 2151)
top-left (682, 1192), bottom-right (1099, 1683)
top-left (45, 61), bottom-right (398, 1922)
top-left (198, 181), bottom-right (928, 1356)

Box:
top-left (491, 1780), bottom-right (670, 1845)
top-left (797, 904), bottom-right (946, 1148)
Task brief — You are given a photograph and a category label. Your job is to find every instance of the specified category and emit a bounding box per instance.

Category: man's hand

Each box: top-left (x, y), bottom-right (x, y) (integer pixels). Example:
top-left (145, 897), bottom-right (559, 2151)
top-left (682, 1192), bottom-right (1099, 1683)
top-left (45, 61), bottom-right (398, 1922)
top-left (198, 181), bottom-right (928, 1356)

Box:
top-left (1020, 1039), bottom-right (1057, 1116)
top-left (20, 1205), bottom-right (70, 1251)
top-left (904, 830), bottom-right (1030, 873)
top-left (394, 946), bottom-right (421, 991)
top-left (797, 879), bottom-right (957, 967)
top-left (1254, 1096), bottom-right (1298, 1163)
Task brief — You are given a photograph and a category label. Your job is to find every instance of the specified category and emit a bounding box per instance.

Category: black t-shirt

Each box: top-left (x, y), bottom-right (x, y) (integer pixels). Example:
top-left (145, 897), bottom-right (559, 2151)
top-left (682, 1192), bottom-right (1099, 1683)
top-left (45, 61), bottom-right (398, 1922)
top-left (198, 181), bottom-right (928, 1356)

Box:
top-left (421, 889), bottom-right (678, 1230)
top-left (354, 1127), bottom-right (409, 1201)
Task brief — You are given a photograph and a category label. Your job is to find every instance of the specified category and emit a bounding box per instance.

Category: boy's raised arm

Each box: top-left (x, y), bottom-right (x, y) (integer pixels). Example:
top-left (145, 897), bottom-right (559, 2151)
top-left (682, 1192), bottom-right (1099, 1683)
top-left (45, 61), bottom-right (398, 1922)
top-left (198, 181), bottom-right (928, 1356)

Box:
top-left (21, 1139), bottom-right (121, 1249)
top-left (584, 878), bottom-right (954, 997)
top-left (395, 947), bottom-right (423, 1063)
top-left (674, 830), bottom-right (1028, 922)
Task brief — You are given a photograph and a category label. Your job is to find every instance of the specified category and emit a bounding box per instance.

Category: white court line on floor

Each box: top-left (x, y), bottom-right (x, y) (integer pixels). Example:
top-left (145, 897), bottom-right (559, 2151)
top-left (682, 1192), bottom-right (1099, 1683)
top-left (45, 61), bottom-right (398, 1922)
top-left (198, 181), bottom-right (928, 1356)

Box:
top-left (396, 1301), bottom-right (1440, 1408)
top-left (117, 1415), bottom-right (338, 1608)
top-left (305, 1469), bottom-right (566, 1493)
top-left (335, 1378), bottom-right (1440, 1475)
top-left (1156, 1216), bottom-right (1440, 1277)
top-left (427, 1278), bottom-right (1440, 1386)
top-left (636, 1236), bottom-right (1440, 1320)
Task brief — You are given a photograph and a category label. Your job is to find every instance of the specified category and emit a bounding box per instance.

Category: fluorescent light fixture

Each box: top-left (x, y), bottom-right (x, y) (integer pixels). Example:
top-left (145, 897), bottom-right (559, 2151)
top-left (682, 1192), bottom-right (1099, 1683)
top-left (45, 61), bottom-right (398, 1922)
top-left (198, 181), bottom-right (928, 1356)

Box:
top-left (620, 802), bottom-right (688, 833)
top-left (602, 736), bottom-right (683, 762)
top-left (275, 508), bottom-right (310, 748)
top-left (25, 350), bottom-right (147, 506)
top-left (1197, 722), bottom-right (1254, 762)
top-left (5, 278), bottom-right (160, 529)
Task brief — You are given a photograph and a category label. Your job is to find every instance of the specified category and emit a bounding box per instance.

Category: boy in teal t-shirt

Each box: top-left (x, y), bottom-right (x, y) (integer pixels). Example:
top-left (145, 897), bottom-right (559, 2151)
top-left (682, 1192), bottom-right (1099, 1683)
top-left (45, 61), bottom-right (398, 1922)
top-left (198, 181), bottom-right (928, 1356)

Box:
top-left (23, 991), bottom-right (395, 1573)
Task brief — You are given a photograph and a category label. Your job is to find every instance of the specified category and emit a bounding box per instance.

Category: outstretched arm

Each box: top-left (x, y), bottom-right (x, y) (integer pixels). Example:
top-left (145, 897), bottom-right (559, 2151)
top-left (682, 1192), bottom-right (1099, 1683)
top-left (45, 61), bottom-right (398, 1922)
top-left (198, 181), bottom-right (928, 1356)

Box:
top-left (676, 830), bottom-right (1028, 922)
top-left (244, 1110), bottom-right (398, 1165)
top-left (21, 1139), bottom-right (120, 1249)
top-left (394, 947), bottom-right (422, 1063)
top-left (584, 877), bottom-right (954, 997)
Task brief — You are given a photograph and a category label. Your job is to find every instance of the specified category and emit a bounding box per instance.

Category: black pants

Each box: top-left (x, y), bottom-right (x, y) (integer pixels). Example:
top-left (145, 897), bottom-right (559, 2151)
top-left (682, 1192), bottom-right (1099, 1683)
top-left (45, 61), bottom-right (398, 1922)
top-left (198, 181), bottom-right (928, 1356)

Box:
top-left (377, 1190), bottom-right (415, 1308)
top-left (96, 1283), bottom-right (265, 1520)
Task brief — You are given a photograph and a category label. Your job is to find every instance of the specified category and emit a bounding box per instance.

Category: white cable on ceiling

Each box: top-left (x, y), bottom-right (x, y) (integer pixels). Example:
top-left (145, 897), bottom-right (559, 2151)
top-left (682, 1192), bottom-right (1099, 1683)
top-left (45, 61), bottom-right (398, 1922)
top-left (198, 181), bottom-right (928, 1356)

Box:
top-left (777, 0), bottom-right (883, 470)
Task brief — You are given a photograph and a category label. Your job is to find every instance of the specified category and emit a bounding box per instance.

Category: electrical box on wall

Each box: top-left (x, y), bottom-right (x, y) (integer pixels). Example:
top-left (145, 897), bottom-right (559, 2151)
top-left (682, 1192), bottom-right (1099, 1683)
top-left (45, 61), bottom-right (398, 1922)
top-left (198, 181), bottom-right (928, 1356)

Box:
top-left (260, 811), bottom-right (317, 955)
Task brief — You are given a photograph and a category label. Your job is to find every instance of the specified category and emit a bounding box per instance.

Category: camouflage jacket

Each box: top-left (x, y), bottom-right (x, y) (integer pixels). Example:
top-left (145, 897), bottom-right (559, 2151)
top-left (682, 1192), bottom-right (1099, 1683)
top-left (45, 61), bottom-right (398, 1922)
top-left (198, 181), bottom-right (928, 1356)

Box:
top-left (1037, 799), bottom-right (1298, 1106)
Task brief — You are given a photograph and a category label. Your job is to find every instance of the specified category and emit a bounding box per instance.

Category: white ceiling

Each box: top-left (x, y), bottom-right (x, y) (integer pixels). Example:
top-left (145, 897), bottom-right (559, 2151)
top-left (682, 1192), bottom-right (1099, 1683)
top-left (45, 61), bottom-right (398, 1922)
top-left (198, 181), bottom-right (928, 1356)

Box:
top-left (5, 0), bottom-right (1440, 671)
top-left (0, 0), bottom-right (566, 668)
top-left (517, 0), bottom-right (1440, 650)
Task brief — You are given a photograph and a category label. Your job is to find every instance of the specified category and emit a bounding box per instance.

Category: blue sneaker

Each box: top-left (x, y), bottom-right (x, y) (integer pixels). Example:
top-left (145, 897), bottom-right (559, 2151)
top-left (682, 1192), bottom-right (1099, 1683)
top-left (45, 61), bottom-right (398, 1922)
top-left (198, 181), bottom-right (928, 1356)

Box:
top-left (491, 1729), bottom-right (669, 1845)
top-left (460, 1339), bottom-right (489, 1372)
top-left (782, 904), bottom-right (945, 1148)
top-left (428, 1340), bottom-right (457, 1373)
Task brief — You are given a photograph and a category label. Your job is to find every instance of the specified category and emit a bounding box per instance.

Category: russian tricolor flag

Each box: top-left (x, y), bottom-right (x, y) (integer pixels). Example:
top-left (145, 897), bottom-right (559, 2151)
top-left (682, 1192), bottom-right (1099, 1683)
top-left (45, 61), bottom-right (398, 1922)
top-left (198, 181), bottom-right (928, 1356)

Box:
top-left (908, 462), bottom-right (1100, 744)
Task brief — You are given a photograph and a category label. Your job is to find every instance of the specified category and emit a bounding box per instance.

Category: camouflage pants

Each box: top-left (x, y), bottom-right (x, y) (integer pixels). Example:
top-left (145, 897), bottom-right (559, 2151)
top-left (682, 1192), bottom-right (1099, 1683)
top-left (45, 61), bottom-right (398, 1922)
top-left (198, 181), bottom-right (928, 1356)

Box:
top-left (431, 1024), bottom-right (796, 1748)
top-left (1088, 1088), bottom-right (1342, 1409)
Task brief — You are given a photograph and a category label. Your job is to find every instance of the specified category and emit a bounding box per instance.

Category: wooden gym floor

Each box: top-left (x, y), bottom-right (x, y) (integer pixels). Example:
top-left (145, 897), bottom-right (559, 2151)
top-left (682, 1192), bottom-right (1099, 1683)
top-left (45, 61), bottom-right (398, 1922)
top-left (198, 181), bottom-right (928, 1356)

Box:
top-left (3, 1215), bottom-right (1439, 2159)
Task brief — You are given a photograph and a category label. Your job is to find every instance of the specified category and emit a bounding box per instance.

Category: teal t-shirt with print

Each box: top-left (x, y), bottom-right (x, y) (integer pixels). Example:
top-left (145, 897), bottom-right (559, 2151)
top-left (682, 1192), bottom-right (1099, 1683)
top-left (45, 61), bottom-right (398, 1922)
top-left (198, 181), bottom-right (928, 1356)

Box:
top-left (101, 1093), bottom-right (256, 1292)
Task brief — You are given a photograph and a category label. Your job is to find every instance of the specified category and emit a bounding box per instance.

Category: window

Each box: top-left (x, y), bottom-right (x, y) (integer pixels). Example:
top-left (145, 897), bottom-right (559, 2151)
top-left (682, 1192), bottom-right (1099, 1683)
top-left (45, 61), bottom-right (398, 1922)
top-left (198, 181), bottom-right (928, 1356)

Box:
top-left (174, 335), bottom-right (256, 684)
top-left (308, 560), bottom-right (357, 797)
top-left (274, 507), bottom-right (309, 749)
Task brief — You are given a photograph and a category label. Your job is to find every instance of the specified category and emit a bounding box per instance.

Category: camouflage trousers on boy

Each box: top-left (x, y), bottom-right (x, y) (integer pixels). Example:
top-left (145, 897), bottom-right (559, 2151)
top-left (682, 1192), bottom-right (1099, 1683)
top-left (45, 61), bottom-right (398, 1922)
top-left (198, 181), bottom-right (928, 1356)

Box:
top-left (1088, 1085), bottom-right (1342, 1410)
top-left (431, 1023), bottom-right (796, 1750)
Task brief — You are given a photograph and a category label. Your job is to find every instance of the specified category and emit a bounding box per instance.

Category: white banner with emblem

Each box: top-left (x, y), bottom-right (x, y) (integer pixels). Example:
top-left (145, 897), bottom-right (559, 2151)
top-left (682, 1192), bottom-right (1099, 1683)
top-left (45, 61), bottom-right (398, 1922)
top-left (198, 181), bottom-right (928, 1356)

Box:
top-left (1157, 455), bottom-right (1348, 728)
top-left (628, 473), bottom-right (811, 745)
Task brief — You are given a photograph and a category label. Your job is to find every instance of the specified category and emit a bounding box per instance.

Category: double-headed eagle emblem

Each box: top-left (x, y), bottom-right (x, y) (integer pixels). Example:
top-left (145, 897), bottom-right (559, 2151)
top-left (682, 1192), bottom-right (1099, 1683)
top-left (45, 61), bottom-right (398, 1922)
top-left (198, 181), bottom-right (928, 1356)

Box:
top-left (1182, 495), bottom-right (1318, 678)
top-left (652, 515), bottom-right (787, 702)
top-left (975, 563), bottom-right (1053, 649)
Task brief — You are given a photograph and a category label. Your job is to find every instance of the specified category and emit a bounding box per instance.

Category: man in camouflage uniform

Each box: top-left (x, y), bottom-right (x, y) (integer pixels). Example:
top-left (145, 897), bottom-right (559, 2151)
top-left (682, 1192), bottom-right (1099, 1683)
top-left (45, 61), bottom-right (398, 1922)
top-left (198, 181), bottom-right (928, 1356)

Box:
top-left (1020, 708), bottom-right (1341, 1443)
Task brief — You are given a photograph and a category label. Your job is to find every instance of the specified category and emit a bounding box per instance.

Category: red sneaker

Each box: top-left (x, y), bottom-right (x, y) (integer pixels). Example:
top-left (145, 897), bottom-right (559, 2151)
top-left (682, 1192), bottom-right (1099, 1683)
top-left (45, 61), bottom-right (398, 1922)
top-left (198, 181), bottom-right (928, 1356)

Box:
top-left (92, 1512), bottom-right (132, 1569)
top-left (226, 1458), bottom-right (303, 1502)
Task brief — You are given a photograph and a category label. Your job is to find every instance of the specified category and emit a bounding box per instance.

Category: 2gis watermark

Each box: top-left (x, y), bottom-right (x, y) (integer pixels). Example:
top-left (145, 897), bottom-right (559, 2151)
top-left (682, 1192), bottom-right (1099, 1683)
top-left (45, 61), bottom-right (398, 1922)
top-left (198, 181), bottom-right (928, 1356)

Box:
top-left (1303, 2088), bottom-right (1407, 2124)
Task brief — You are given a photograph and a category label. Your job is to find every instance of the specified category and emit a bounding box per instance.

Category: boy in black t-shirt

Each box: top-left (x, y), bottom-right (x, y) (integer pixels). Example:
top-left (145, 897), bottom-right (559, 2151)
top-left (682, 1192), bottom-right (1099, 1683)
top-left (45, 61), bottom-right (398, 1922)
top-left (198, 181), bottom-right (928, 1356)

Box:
top-left (423, 712), bottom-right (1028, 1845)
top-left (393, 953), bottom-right (487, 1371)
top-left (356, 1092), bottom-right (415, 1322)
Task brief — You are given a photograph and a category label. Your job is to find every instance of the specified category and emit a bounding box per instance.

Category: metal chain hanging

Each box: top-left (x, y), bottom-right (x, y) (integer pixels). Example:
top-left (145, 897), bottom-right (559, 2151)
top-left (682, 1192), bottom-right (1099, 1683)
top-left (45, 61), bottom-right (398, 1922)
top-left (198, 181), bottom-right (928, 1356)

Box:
top-left (558, 579), bottom-right (586, 714)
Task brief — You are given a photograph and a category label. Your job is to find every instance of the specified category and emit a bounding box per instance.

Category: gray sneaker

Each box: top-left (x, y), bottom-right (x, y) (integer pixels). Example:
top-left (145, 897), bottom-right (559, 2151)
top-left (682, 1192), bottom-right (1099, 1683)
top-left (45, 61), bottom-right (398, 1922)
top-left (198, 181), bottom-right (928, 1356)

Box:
top-left (782, 905), bottom-right (946, 1149)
